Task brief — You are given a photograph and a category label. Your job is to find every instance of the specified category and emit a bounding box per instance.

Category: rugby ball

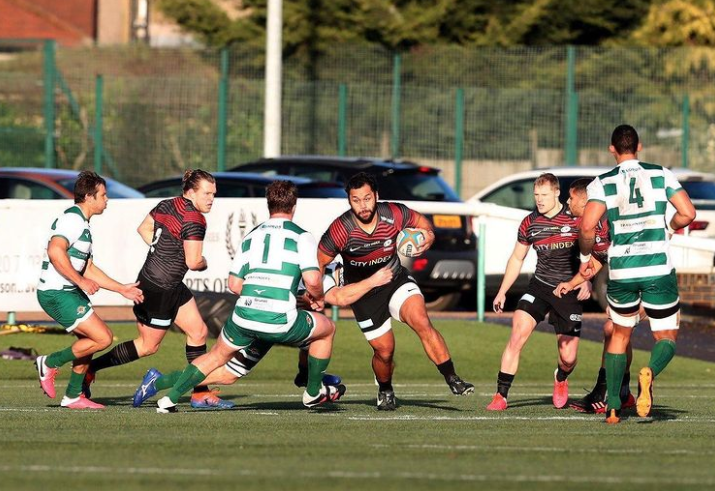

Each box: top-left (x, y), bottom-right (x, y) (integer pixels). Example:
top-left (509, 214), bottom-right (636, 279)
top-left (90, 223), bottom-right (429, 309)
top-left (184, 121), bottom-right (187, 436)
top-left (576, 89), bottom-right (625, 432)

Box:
top-left (396, 228), bottom-right (425, 257)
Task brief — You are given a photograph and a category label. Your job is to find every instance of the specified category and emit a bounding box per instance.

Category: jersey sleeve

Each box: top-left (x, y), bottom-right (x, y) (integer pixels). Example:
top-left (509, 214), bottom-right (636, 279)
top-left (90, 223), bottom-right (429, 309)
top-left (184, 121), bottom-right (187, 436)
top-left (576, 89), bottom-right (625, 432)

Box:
top-left (51, 213), bottom-right (84, 247)
top-left (393, 202), bottom-right (420, 229)
top-left (517, 215), bottom-right (530, 245)
top-left (663, 167), bottom-right (684, 199)
top-left (181, 213), bottom-right (206, 241)
top-left (318, 220), bottom-right (345, 257)
top-left (298, 232), bottom-right (319, 272)
top-left (587, 178), bottom-right (606, 204)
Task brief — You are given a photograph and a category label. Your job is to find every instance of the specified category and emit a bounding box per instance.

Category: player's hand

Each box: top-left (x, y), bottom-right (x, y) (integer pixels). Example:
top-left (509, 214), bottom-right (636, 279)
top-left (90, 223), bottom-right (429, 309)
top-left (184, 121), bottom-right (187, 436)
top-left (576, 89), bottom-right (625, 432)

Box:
top-left (492, 292), bottom-right (506, 313)
top-left (120, 282), bottom-right (144, 304)
top-left (310, 298), bottom-right (325, 312)
top-left (369, 266), bottom-right (394, 288)
top-left (296, 292), bottom-right (311, 310)
top-left (414, 228), bottom-right (435, 255)
top-left (197, 256), bottom-right (208, 272)
top-left (78, 277), bottom-right (100, 295)
top-left (574, 281), bottom-right (593, 301)
top-left (579, 259), bottom-right (596, 280)
top-left (553, 282), bottom-right (573, 298)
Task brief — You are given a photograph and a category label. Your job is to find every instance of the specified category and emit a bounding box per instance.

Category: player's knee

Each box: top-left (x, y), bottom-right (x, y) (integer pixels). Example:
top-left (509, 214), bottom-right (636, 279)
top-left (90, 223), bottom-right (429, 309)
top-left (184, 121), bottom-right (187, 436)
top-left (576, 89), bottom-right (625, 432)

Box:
top-left (139, 342), bottom-right (160, 356)
top-left (374, 347), bottom-right (394, 364)
top-left (96, 331), bottom-right (113, 351)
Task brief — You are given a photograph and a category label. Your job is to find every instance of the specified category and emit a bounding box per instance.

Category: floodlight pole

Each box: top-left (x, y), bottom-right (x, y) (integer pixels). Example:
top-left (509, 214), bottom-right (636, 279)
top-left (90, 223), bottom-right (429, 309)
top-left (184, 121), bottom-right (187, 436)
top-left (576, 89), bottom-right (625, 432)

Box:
top-left (264, 0), bottom-right (283, 158)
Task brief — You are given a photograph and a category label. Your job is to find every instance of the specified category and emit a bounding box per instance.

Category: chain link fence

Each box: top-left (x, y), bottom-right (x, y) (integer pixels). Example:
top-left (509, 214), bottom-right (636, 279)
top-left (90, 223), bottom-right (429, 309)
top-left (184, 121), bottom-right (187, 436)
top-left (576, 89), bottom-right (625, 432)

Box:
top-left (2, 41), bottom-right (715, 197)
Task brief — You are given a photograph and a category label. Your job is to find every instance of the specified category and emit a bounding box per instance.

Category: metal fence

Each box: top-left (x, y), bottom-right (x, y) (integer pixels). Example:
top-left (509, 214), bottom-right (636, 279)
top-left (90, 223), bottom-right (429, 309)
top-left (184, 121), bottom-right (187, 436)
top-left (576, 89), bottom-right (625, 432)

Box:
top-left (2, 40), bottom-right (715, 197)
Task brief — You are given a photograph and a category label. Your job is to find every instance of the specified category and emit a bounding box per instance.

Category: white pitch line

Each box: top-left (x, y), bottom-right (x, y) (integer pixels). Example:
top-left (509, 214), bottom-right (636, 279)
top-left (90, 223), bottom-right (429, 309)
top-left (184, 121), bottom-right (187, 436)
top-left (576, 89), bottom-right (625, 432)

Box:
top-left (371, 443), bottom-right (715, 456)
top-left (347, 414), bottom-right (715, 423)
top-left (0, 464), bottom-right (714, 486)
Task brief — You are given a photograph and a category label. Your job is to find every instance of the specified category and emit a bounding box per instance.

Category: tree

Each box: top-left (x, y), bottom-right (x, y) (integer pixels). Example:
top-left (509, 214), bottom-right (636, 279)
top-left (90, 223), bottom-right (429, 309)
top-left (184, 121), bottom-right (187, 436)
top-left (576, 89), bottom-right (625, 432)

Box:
top-left (630, 0), bottom-right (715, 46)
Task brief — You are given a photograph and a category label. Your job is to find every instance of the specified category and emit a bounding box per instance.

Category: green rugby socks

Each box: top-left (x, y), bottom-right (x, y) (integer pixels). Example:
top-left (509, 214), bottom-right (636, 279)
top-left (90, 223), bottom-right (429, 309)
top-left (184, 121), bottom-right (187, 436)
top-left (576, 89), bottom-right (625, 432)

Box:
top-left (649, 339), bottom-right (676, 377)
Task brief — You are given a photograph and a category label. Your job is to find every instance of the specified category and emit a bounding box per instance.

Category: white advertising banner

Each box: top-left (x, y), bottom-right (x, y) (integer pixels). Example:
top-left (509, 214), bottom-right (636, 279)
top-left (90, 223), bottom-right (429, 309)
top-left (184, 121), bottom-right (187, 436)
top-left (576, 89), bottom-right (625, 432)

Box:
top-left (2, 198), bottom-right (713, 313)
top-left (0, 197), bottom-right (352, 312)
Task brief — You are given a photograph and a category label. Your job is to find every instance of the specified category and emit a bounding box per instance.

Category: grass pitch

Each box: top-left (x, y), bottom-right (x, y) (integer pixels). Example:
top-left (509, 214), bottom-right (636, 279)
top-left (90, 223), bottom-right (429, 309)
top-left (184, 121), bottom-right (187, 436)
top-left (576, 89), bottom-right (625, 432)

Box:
top-left (1, 320), bottom-right (714, 491)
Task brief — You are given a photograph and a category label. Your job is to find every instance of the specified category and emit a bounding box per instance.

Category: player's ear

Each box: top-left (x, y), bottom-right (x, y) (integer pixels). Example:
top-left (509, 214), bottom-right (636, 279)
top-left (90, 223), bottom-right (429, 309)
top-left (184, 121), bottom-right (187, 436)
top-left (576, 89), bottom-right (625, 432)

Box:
top-left (636, 142), bottom-right (642, 153)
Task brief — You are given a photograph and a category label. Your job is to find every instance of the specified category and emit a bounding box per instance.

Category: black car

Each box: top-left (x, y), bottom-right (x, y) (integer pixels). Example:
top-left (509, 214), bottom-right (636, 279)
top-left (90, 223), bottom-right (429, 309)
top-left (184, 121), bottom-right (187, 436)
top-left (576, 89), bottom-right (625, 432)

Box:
top-left (138, 172), bottom-right (347, 199)
top-left (231, 156), bottom-right (476, 310)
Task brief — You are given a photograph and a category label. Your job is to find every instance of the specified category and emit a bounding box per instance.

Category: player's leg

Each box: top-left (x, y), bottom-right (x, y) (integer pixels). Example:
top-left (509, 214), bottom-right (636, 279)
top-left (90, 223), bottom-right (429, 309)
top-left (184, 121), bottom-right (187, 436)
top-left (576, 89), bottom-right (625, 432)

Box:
top-left (35, 289), bottom-right (106, 405)
top-left (350, 287), bottom-right (398, 409)
top-left (59, 315), bottom-right (113, 409)
top-left (368, 330), bottom-right (397, 410)
top-left (638, 272), bottom-right (681, 417)
top-left (548, 289), bottom-right (582, 409)
top-left (554, 333), bottom-right (579, 409)
top-left (394, 283), bottom-right (474, 396)
top-left (156, 335), bottom-right (241, 413)
top-left (85, 281), bottom-right (175, 395)
top-left (487, 284), bottom-right (547, 412)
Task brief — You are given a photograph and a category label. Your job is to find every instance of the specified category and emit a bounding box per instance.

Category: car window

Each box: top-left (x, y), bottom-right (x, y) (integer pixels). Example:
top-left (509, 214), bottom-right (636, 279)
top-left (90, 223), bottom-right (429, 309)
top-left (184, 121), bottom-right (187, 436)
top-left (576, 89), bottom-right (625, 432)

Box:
top-left (298, 184), bottom-right (347, 198)
top-left (0, 177), bottom-right (63, 199)
top-left (56, 177), bottom-right (144, 198)
top-left (376, 173), bottom-right (460, 202)
top-left (143, 184), bottom-right (182, 198)
top-left (290, 165), bottom-right (339, 184)
top-left (682, 181), bottom-right (715, 201)
top-left (480, 178), bottom-right (536, 210)
top-left (217, 182), bottom-right (251, 198)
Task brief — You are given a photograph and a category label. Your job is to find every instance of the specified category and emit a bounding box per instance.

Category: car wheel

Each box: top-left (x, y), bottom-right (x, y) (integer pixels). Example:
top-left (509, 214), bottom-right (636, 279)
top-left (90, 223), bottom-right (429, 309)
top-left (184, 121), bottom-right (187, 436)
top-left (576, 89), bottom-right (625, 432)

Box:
top-left (423, 291), bottom-right (462, 311)
top-left (593, 266), bottom-right (608, 312)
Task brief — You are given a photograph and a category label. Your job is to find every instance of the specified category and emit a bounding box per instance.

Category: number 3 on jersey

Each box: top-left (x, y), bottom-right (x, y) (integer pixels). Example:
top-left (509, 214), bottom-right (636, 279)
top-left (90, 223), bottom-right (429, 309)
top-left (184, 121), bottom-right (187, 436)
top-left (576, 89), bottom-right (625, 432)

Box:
top-left (628, 178), bottom-right (644, 208)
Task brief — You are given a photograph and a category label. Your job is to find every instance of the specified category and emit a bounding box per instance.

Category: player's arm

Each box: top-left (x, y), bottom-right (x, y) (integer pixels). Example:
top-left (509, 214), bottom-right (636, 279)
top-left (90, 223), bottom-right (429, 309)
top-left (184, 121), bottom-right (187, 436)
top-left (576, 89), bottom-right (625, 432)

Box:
top-left (47, 236), bottom-right (99, 295)
top-left (318, 249), bottom-right (336, 275)
top-left (228, 275), bottom-right (243, 295)
top-left (668, 189), bottom-right (696, 232)
top-left (554, 259), bottom-right (604, 298)
top-left (137, 213), bottom-right (155, 245)
top-left (184, 240), bottom-right (208, 271)
top-left (411, 211), bottom-right (435, 254)
top-left (492, 241), bottom-right (529, 313)
top-left (84, 259), bottom-right (144, 303)
top-left (578, 201), bottom-right (605, 280)
top-left (326, 266), bottom-right (393, 307)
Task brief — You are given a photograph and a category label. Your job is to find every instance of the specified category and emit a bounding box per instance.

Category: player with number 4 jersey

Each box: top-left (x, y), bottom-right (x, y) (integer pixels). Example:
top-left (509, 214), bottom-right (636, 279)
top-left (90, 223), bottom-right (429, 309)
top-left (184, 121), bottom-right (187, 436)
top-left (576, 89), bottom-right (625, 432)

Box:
top-left (578, 125), bottom-right (696, 423)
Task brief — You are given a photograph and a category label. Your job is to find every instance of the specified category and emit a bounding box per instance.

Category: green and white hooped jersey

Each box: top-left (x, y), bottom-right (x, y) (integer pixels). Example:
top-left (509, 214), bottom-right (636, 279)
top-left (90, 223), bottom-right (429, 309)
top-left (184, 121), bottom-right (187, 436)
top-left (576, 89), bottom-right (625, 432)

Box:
top-left (38, 205), bottom-right (92, 291)
top-left (587, 160), bottom-right (682, 282)
top-left (229, 218), bottom-right (320, 333)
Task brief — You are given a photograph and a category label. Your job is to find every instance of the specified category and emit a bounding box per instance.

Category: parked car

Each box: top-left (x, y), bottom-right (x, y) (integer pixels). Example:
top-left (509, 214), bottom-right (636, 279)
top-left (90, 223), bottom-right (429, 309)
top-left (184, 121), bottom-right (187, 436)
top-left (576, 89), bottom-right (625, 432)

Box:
top-left (0, 167), bottom-right (144, 199)
top-left (230, 156), bottom-right (476, 310)
top-left (469, 165), bottom-right (715, 309)
top-left (138, 172), bottom-right (347, 199)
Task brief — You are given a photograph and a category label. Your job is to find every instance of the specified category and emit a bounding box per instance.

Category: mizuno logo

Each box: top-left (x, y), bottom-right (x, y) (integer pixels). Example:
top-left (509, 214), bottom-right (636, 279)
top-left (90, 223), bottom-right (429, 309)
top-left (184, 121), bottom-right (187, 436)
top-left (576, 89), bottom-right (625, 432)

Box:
top-left (254, 289), bottom-right (266, 294)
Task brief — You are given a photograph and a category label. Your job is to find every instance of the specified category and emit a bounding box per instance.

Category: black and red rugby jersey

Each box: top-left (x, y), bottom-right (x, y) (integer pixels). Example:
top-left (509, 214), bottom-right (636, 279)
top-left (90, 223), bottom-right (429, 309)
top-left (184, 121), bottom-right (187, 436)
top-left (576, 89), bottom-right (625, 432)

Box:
top-left (319, 202), bottom-right (419, 284)
top-left (592, 218), bottom-right (610, 264)
top-left (139, 197), bottom-right (206, 289)
top-left (517, 206), bottom-right (580, 286)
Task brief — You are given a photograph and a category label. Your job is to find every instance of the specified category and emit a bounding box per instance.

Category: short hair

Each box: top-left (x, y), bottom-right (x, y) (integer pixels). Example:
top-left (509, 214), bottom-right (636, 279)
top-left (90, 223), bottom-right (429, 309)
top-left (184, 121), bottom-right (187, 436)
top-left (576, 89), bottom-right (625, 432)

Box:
top-left (534, 173), bottom-right (559, 191)
top-left (345, 172), bottom-right (378, 194)
top-left (611, 124), bottom-right (639, 154)
top-left (182, 169), bottom-right (215, 194)
top-left (569, 178), bottom-right (593, 195)
top-left (266, 180), bottom-right (298, 214)
top-left (74, 171), bottom-right (106, 203)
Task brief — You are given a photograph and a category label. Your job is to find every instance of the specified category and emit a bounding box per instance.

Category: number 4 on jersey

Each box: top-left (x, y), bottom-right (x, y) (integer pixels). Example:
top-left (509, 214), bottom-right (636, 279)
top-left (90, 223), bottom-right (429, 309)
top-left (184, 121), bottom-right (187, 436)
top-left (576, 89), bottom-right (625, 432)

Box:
top-left (628, 178), bottom-right (644, 208)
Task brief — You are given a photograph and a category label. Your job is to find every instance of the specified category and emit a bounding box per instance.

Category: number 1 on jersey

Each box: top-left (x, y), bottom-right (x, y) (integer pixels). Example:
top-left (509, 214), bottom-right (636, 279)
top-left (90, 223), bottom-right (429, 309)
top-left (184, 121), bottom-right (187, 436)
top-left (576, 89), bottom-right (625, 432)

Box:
top-left (262, 234), bottom-right (271, 264)
top-left (628, 178), bottom-right (644, 208)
